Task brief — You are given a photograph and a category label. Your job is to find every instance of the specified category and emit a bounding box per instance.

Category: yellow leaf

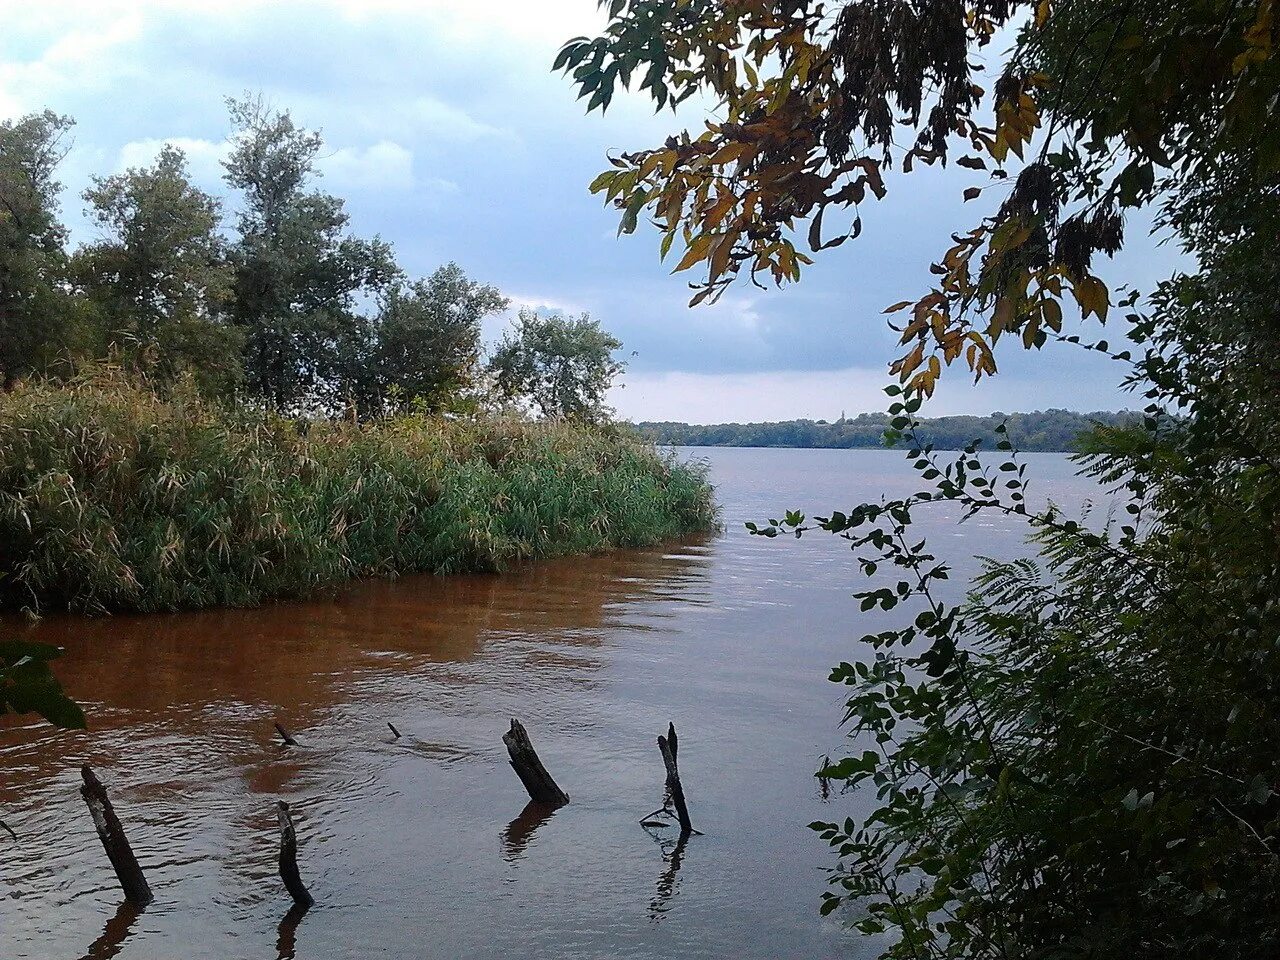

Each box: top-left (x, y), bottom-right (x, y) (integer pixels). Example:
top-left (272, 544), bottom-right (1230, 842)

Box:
top-left (673, 233), bottom-right (715, 273)
top-left (1073, 276), bottom-right (1110, 321)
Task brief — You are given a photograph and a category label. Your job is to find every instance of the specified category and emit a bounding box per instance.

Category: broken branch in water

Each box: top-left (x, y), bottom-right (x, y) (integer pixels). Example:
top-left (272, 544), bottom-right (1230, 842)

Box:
top-left (387, 721), bottom-right (401, 740)
top-left (274, 723), bottom-right (298, 747)
top-left (649, 722), bottom-right (701, 838)
top-left (79, 765), bottom-right (153, 906)
top-left (502, 719), bottom-right (569, 807)
top-left (277, 801), bottom-right (313, 907)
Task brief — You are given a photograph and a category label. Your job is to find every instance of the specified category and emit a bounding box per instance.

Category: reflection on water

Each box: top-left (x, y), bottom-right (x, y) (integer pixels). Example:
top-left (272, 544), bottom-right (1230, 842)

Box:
top-left (78, 901), bottom-right (141, 960)
top-left (0, 449), bottom-right (1099, 960)
top-left (500, 801), bottom-right (558, 864)
top-left (275, 902), bottom-right (310, 960)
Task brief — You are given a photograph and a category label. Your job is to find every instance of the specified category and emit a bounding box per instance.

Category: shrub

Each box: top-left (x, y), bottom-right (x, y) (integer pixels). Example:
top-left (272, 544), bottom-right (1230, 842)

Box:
top-left (0, 372), bottom-right (716, 614)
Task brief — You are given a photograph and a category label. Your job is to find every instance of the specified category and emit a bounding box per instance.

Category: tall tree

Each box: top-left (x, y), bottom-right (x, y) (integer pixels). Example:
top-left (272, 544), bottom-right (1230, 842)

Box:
top-left (76, 144), bottom-right (241, 396)
top-left (0, 111), bottom-right (81, 389)
top-left (223, 96), bottom-right (399, 410)
top-left (488, 310), bottom-right (625, 421)
top-left (373, 263), bottom-right (509, 414)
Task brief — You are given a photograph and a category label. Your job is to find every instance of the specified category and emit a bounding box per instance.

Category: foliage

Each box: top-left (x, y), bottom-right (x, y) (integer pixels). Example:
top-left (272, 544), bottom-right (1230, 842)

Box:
top-left (565, 0), bottom-right (1280, 956)
top-left (637, 409), bottom-right (1139, 452)
top-left (560, 0), bottom-right (1279, 396)
top-left (489, 309), bottom-right (626, 421)
top-left (74, 144), bottom-right (242, 397)
top-left (0, 640), bottom-right (85, 729)
top-left (0, 111), bottom-right (85, 389)
top-left (223, 96), bottom-right (401, 410)
top-left (1, 99), bottom-right (620, 421)
top-left (0, 369), bottom-right (716, 615)
top-left (373, 263), bottom-right (509, 414)
top-left (755, 253), bottom-right (1280, 954)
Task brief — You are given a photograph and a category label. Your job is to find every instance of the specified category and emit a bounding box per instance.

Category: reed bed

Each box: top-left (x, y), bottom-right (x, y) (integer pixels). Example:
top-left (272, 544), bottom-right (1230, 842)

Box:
top-left (0, 374), bottom-right (717, 614)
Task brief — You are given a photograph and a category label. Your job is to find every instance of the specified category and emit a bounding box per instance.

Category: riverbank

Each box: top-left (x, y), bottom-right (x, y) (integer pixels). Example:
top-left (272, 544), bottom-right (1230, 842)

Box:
top-left (635, 409), bottom-right (1139, 452)
top-left (0, 374), bottom-right (716, 614)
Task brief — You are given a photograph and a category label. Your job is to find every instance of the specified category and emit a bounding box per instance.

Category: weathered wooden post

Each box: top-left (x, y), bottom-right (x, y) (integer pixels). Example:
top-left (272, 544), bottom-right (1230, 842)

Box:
top-left (502, 719), bottom-right (569, 807)
top-left (387, 721), bottom-right (401, 740)
top-left (658, 722), bottom-right (694, 837)
top-left (79, 765), bottom-right (153, 906)
top-left (274, 723), bottom-right (299, 746)
top-left (277, 801), bottom-right (313, 907)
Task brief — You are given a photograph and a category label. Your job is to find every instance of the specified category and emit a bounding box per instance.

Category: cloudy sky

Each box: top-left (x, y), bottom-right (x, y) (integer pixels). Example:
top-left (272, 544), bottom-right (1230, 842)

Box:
top-left (1, 0), bottom-right (1172, 422)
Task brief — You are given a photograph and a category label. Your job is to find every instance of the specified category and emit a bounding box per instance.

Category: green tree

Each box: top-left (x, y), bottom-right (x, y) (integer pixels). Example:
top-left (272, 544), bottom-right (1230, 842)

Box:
top-left (0, 111), bottom-right (84, 389)
top-left (565, 0), bottom-right (1280, 955)
top-left (488, 310), bottom-right (625, 421)
top-left (223, 96), bottom-right (399, 410)
top-left (374, 263), bottom-right (508, 414)
top-left (75, 144), bottom-right (242, 397)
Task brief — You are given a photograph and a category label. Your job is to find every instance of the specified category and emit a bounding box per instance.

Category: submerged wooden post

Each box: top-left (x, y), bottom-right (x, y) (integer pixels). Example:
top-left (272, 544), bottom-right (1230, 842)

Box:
top-left (277, 801), bottom-right (313, 907)
top-left (387, 721), bottom-right (401, 740)
top-left (658, 722), bottom-right (694, 837)
top-left (79, 765), bottom-right (153, 906)
top-left (502, 719), bottom-right (569, 807)
top-left (274, 723), bottom-right (298, 746)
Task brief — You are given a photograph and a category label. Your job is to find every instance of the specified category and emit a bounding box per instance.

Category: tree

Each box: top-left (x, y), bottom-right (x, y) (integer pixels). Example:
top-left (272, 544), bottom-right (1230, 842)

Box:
top-left (373, 263), bottom-right (508, 414)
top-left (488, 310), bottom-right (625, 421)
top-left (75, 144), bottom-right (242, 396)
top-left (559, 0), bottom-right (1279, 396)
top-left (0, 111), bottom-right (83, 389)
top-left (223, 96), bottom-right (399, 410)
top-left (564, 1), bottom-right (1280, 955)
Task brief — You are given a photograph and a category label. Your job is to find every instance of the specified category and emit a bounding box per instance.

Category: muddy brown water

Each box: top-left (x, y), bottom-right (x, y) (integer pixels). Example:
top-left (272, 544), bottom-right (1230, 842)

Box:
top-left (0, 448), bottom-right (1100, 959)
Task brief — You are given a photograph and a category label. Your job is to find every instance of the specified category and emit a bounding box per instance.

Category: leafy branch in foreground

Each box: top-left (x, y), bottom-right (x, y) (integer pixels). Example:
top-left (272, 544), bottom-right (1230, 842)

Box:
top-left (561, 0), bottom-right (1278, 395)
top-left (750, 289), bottom-right (1280, 955)
top-left (1, 640), bottom-right (85, 730)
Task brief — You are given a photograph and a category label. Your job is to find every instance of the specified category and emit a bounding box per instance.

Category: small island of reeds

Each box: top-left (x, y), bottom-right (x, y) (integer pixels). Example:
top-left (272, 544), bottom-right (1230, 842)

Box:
top-left (0, 373), bottom-right (716, 615)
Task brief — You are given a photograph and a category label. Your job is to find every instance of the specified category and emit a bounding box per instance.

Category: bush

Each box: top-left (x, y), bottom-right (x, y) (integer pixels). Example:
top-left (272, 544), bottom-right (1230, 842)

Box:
top-left (0, 372), bottom-right (717, 614)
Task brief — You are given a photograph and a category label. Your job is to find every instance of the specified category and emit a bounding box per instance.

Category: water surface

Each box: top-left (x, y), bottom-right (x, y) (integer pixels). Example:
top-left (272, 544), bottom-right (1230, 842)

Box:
top-left (0, 449), bottom-right (1099, 959)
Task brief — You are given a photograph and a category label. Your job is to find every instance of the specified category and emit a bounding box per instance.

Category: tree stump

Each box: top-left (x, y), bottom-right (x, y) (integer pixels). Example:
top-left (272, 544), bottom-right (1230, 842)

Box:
top-left (277, 801), bottom-right (313, 907)
top-left (658, 723), bottom-right (694, 837)
top-left (79, 765), bottom-right (153, 906)
top-left (502, 719), bottom-right (569, 807)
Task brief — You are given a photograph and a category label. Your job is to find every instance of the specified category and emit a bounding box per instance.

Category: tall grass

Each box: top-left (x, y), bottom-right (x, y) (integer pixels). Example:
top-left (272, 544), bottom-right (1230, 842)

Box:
top-left (0, 373), bottom-right (717, 614)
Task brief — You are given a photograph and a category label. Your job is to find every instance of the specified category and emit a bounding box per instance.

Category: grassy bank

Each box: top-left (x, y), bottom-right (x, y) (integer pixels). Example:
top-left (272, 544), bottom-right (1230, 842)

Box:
top-left (0, 375), bottom-right (717, 614)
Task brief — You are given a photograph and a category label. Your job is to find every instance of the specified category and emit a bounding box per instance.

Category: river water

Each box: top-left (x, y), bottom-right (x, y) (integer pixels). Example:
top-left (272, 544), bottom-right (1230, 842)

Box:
top-left (0, 448), bottom-right (1100, 960)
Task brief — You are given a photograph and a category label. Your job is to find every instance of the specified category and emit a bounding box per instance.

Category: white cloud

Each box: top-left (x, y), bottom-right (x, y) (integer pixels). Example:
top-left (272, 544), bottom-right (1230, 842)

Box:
top-left (611, 366), bottom-right (1132, 424)
top-left (504, 292), bottom-right (588, 315)
top-left (116, 137), bottom-right (227, 184)
top-left (404, 97), bottom-right (512, 142)
top-left (319, 140), bottom-right (417, 192)
top-left (612, 368), bottom-right (894, 424)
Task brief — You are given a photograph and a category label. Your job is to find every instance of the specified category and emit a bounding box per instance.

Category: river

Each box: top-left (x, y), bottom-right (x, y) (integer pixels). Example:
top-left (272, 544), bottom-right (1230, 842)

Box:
top-left (0, 448), bottom-right (1101, 959)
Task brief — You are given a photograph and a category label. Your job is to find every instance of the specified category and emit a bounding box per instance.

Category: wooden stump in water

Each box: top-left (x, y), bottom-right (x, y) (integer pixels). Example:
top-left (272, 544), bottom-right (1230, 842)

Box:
top-left (658, 723), bottom-right (694, 837)
top-left (277, 801), bottom-right (313, 907)
top-left (502, 719), bottom-right (569, 807)
top-left (79, 765), bottom-right (153, 906)
top-left (274, 723), bottom-right (298, 746)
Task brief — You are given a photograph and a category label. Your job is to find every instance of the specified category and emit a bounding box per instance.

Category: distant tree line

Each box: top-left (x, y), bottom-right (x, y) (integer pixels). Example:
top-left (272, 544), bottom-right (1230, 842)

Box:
top-left (0, 99), bottom-right (622, 421)
top-left (635, 409), bottom-right (1140, 452)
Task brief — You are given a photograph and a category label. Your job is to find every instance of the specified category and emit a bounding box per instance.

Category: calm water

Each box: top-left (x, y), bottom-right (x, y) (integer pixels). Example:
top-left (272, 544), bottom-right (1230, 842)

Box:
top-left (0, 448), bottom-right (1100, 959)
